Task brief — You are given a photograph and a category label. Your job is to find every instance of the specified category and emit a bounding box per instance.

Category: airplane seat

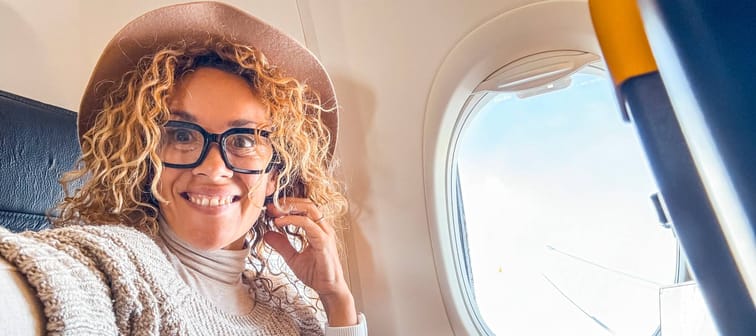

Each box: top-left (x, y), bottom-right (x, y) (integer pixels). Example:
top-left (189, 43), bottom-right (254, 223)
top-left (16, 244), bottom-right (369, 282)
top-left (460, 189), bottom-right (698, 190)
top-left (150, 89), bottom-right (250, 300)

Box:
top-left (590, 0), bottom-right (756, 334)
top-left (0, 90), bottom-right (81, 232)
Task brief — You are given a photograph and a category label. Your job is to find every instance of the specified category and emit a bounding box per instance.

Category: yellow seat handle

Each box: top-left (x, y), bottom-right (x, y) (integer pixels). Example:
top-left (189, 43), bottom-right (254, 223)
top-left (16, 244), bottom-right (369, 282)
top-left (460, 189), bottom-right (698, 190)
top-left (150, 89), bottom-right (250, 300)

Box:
top-left (589, 0), bottom-right (658, 86)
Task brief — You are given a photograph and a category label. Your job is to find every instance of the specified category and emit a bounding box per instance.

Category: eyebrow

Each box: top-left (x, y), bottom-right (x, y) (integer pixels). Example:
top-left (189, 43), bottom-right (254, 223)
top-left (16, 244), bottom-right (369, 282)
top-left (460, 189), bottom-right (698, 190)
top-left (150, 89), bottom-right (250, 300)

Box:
top-left (228, 119), bottom-right (256, 128)
top-left (170, 110), bottom-right (197, 122)
top-left (170, 110), bottom-right (258, 128)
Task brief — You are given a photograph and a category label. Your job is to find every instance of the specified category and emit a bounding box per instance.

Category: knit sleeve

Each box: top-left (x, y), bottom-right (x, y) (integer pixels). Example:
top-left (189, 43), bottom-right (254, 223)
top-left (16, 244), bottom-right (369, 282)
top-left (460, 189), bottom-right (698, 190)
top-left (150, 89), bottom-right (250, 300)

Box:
top-left (0, 255), bottom-right (45, 335)
top-left (325, 313), bottom-right (368, 336)
top-left (0, 227), bottom-right (120, 334)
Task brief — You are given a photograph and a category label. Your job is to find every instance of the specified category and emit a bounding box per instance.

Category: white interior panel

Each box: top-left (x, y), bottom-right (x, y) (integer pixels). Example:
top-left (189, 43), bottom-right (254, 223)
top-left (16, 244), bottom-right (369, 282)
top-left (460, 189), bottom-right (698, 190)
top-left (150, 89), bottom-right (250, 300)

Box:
top-left (0, 0), bottom-right (303, 112)
top-left (0, 1), bottom-right (599, 334)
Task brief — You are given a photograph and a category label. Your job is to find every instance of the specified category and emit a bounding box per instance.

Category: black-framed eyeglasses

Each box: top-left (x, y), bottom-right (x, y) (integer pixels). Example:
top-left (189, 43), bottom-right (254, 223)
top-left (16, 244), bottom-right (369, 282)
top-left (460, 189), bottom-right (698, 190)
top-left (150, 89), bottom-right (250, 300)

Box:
top-left (158, 120), bottom-right (279, 174)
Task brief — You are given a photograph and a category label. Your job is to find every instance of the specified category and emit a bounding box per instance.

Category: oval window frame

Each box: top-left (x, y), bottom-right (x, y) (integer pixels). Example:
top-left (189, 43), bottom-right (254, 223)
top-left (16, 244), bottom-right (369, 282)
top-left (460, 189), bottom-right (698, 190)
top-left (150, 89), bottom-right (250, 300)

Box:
top-left (422, 1), bottom-right (651, 334)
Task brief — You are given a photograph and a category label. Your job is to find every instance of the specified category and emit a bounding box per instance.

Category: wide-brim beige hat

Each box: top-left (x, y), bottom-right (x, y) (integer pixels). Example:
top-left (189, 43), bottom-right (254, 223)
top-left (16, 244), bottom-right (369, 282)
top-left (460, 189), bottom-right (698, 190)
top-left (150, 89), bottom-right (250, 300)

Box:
top-left (79, 1), bottom-right (338, 155)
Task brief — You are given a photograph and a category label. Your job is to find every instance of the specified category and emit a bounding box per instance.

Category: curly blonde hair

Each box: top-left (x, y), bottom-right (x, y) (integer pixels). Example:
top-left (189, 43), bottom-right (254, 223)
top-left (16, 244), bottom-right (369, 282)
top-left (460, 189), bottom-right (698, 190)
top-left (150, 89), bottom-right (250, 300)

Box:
top-left (54, 40), bottom-right (347, 279)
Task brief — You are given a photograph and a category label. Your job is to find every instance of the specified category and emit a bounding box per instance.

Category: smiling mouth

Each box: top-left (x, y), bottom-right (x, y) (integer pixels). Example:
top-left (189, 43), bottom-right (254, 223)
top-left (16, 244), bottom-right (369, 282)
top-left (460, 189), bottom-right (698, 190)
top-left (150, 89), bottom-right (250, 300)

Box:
top-left (181, 192), bottom-right (241, 207)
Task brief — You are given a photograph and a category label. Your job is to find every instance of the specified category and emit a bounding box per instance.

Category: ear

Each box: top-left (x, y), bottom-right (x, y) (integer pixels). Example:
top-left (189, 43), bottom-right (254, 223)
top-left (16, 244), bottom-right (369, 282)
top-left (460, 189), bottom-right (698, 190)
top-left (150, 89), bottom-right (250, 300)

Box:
top-left (265, 170), bottom-right (278, 197)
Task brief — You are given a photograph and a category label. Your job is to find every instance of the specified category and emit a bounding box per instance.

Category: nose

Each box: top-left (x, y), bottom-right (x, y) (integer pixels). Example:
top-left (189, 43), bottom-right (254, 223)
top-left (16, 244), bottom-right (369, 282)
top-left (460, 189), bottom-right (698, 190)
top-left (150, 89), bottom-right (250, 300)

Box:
top-left (192, 144), bottom-right (233, 179)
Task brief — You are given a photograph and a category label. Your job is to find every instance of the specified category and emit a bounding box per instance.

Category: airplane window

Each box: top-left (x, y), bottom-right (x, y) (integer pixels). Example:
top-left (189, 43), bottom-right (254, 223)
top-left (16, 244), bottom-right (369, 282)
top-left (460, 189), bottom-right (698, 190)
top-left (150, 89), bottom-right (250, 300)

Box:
top-left (455, 66), bottom-right (682, 335)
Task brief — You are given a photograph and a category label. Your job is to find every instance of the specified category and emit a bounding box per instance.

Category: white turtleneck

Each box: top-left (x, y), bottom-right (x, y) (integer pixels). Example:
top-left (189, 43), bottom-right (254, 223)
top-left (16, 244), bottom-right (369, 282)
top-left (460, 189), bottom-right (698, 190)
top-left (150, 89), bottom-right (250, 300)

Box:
top-left (156, 217), bottom-right (255, 315)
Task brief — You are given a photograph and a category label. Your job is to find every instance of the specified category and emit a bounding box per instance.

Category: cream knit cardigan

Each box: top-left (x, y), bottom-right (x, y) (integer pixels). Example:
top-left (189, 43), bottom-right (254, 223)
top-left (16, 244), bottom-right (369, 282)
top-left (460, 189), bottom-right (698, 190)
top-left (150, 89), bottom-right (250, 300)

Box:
top-left (0, 225), bottom-right (324, 335)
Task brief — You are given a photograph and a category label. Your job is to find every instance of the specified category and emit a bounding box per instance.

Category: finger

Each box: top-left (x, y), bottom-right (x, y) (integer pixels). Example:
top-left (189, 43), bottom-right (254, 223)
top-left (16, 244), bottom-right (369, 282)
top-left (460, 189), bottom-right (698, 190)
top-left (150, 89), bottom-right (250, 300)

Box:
top-left (266, 198), bottom-right (335, 234)
top-left (284, 210), bottom-right (335, 236)
top-left (263, 231), bottom-right (298, 262)
top-left (267, 197), bottom-right (321, 219)
top-left (273, 215), bottom-right (330, 246)
top-left (312, 214), bottom-right (336, 236)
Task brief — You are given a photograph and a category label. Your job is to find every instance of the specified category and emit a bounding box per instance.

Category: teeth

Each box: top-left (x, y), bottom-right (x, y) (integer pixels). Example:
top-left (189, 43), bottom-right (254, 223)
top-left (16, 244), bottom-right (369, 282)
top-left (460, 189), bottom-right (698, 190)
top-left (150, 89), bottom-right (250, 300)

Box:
top-left (187, 194), bottom-right (234, 207)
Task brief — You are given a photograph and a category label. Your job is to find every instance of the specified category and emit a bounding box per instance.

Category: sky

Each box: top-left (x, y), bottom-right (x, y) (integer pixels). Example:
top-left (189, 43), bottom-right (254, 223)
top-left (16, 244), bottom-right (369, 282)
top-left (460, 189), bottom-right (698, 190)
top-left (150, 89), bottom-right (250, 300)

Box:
top-left (457, 72), bottom-right (679, 335)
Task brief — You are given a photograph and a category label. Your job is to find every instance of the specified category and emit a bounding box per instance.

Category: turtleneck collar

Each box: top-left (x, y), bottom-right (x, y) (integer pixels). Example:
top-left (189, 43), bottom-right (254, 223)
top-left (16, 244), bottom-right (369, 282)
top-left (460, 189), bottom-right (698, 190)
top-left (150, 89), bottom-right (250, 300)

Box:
top-left (157, 216), bottom-right (249, 285)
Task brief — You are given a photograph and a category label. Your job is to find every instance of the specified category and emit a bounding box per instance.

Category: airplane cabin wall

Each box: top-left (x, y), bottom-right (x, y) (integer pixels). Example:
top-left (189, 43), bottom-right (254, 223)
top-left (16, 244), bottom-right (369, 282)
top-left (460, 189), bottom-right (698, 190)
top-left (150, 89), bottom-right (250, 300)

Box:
top-left (304, 1), bottom-right (539, 334)
top-left (0, 0), bottom-right (579, 334)
top-left (0, 0), bottom-right (306, 112)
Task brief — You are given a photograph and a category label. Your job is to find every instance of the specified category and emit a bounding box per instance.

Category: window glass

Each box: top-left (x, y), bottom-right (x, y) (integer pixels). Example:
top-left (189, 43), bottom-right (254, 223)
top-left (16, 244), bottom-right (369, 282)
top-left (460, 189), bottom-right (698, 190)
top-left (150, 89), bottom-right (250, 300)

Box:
top-left (457, 69), bottom-right (679, 335)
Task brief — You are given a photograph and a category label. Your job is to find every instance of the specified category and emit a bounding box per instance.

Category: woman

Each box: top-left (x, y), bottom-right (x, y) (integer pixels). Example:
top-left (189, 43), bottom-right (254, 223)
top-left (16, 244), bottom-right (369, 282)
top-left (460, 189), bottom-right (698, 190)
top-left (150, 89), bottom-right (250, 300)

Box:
top-left (0, 2), bottom-right (366, 335)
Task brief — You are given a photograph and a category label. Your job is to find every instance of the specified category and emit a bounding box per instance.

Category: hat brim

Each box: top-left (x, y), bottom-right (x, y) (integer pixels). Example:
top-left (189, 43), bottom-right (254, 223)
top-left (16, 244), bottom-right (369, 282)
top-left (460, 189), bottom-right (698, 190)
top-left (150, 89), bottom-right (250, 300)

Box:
top-left (79, 1), bottom-right (338, 156)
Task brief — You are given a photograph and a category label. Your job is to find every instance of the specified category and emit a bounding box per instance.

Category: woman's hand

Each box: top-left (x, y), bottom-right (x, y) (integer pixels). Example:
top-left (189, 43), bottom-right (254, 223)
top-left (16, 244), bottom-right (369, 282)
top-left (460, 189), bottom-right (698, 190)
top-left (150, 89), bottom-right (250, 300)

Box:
top-left (264, 198), bottom-right (358, 327)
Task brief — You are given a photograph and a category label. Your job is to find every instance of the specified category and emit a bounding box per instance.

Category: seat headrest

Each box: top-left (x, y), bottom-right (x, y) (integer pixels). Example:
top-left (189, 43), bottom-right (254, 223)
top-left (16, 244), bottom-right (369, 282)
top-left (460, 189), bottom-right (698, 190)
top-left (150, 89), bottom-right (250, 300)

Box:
top-left (0, 90), bottom-right (80, 232)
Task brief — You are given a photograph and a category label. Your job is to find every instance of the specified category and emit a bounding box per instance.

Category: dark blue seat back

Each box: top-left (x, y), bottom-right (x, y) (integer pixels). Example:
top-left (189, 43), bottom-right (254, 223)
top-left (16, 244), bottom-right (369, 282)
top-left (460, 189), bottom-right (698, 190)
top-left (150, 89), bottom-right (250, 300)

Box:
top-left (0, 90), bottom-right (81, 232)
top-left (639, 0), bottom-right (756, 334)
